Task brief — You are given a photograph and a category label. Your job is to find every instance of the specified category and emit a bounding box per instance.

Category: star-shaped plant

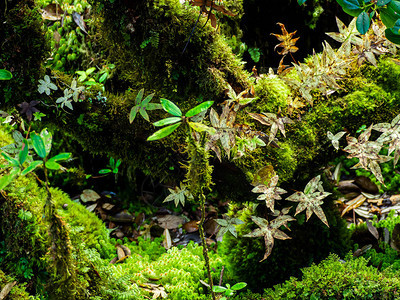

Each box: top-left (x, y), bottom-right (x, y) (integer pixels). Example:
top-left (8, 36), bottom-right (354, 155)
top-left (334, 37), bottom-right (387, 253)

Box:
top-left (252, 175), bottom-right (287, 212)
top-left (327, 131), bottom-right (346, 150)
top-left (56, 89), bottom-right (73, 110)
top-left (18, 101), bottom-right (40, 122)
top-left (248, 112), bottom-right (294, 144)
top-left (207, 105), bottom-right (237, 160)
top-left (215, 215), bottom-right (244, 240)
top-left (271, 22), bottom-right (300, 57)
top-left (129, 89), bottom-right (162, 123)
top-left (37, 75), bottom-right (58, 95)
top-left (70, 79), bottom-right (85, 102)
top-left (286, 175), bottom-right (330, 227)
top-left (223, 84), bottom-right (256, 112)
top-left (243, 214), bottom-right (295, 262)
top-left (374, 114), bottom-right (400, 166)
top-left (343, 125), bottom-right (390, 184)
top-left (163, 183), bottom-right (194, 207)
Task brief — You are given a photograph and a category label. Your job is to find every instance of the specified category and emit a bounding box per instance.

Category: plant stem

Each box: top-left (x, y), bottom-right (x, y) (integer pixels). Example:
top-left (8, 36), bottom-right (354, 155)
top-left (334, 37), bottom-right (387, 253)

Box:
top-left (199, 193), bottom-right (216, 300)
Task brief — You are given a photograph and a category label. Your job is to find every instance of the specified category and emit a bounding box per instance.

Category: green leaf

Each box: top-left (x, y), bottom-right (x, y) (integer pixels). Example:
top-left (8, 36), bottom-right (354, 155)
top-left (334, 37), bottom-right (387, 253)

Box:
top-left (18, 140), bottom-right (29, 165)
top-left (337, 0), bottom-right (363, 16)
top-left (0, 173), bottom-right (15, 190)
top-left (160, 99), bottom-right (182, 117)
top-left (99, 169), bottom-right (112, 174)
top-left (212, 286), bottom-right (227, 293)
top-left (381, 1), bottom-right (400, 27)
top-left (45, 153), bottom-right (71, 170)
top-left (298, 0), bottom-right (307, 5)
top-left (30, 133), bottom-right (46, 159)
top-left (356, 12), bottom-right (370, 34)
top-left (139, 108), bottom-right (150, 122)
top-left (0, 69), bottom-right (12, 80)
top-left (231, 282), bottom-right (247, 290)
top-left (378, 0), bottom-right (392, 6)
top-left (1, 152), bottom-right (19, 167)
top-left (86, 67), bottom-right (96, 75)
top-left (135, 89), bottom-right (144, 105)
top-left (188, 122), bottom-right (217, 135)
top-left (391, 18), bottom-right (400, 34)
top-left (185, 101), bottom-right (214, 118)
top-left (21, 161), bottom-right (42, 176)
top-left (153, 117), bottom-right (182, 127)
top-left (385, 28), bottom-right (400, 44)
top-left (99, 72), bottom-right (108, 83)
top-left (142, 93), bottom-right (155, 106)
top-left (147, 122), bottom-right (181, 141)
top-left (115, 159), bottom-right (122, 169)
top-left (40, 128), bottom-right (52, 157)
top-left (129, 106), bottom-right (140, 123)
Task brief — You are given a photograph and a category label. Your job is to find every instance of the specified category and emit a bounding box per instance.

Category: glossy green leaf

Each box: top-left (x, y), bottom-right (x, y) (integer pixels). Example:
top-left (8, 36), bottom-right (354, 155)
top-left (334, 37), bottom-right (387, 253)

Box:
top-left (356, 12), bottom-right (370, 34)
top-left (18, 140), bottom-right (29, 165)
top-left (115, 159), bottom-right (122, 169)
top-left (1, 152), bottom-right (19, 167)
top-left (385, 28), bottom-right (400, 43)
top-left (45, 153), bottom-right (71, 170)
top-left (86, 67), bottom-right (96, 75)
top-left (231, 282), bottom-right (247, 290)
top-left (160, 99), bottom-right (182, 117)
top-left (0, 173), bottom-right (15, 190)
top-left (378, 0), bottom-right (392, 6)
top-left (147, 122), bottom-right (181, 141)
top-left (185, 101), bottom-right (214, 118)
top-left (212, 286), bottom-right (227, 293)
top-left (21, 161), bottom-right (42, 176)
top-left (188, 122), bottom-right (217, 135)
top-left (99, 169), bottom-right (112, 174)
top-left (30, 133), bottom-right (46, 159)
top-left (337, 0), bottom-right (363, 16)
top-left (0, 69), bottom-right (12, 80)
top-left (99, 72), bottom-right (108, 83)
top-left (40, 129), bottom-right (52, 157)
top-left (298, 0), bottom-right (307, 4)
top-left (391, 18), bottom-right (400, 34)
top-left (381, 1), bottom-right (400, 27)
top-left (153, 117), bottom-right (181, 127)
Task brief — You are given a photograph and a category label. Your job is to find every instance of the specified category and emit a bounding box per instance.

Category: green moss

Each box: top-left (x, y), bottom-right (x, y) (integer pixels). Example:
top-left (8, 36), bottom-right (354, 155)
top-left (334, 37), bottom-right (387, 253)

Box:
top-left (220, 199), bottom-right (351, 292)
top-left (263, 253), bottom-right (400, 299)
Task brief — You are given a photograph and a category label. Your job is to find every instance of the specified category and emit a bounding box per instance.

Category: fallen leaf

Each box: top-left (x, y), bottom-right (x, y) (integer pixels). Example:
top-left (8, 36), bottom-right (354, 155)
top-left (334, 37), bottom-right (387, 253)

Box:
top-left (72, 11), bottom-right (88, 34)
top-left (163, 228), bottom-right (172, 250)
top-left (80, 189), bottom-right (101, 203)
top-left (41, 4), bottom-right (64, 21)
top-left (157, 214), bottom-right (185, 229)
top-left (0, 281), bottom-right (16, 300)
top-left (182, 220), bottom-right (199, 233)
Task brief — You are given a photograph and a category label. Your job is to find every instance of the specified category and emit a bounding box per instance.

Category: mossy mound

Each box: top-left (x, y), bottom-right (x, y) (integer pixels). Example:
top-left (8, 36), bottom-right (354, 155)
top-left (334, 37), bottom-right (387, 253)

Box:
top-left (263, 253), bottom-right (400, 299)
top-left (0, 123), bottom-right (223, 299)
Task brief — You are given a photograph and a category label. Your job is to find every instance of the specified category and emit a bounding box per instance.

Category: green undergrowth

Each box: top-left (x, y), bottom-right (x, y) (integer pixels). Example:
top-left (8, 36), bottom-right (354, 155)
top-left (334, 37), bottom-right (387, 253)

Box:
top-left (263, 253), bottom-right (400, 299)
top-left (0, 269), bottom-right (32, 300)
top-left (0, 125), bottom-right (222, 299)
top-left (219, 201), bottom-right (352, 292)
